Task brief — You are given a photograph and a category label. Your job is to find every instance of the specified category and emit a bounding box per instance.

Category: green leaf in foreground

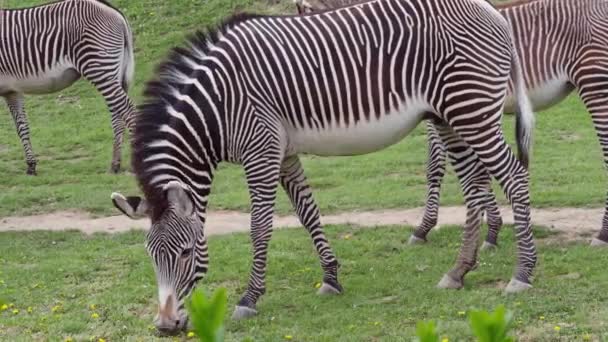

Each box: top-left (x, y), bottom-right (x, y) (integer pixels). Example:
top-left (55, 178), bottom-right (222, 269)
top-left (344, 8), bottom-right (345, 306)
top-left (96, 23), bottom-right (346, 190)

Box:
top-left (415, 320), bottom-right (440, 342)
top-left (186, 287), bottom-right (227, 342)
top-left (468, 305), bottom-right (514, 342)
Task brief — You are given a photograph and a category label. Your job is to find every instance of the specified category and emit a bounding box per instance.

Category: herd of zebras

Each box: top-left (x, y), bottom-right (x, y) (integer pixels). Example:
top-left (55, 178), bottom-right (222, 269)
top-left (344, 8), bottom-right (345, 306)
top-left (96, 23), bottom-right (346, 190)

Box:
top-left (2, 0), bottom-right (607, 334)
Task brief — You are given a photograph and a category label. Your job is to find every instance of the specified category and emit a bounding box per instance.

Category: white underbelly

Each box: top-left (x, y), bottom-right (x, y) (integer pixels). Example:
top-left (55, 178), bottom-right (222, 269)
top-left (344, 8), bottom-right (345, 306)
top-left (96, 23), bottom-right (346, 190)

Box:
top-left (504, 76), bottom-right (574, 113)
top-left (290, 100), bottom-right (429, 156)
top-left (0, 63), bottom-right (80, 95)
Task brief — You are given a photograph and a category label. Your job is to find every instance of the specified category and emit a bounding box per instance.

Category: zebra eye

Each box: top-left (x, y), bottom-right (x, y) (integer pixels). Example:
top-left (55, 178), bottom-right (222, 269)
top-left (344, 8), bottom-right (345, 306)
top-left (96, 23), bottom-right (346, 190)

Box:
top-left (181, 247), bottom-right (193, 258)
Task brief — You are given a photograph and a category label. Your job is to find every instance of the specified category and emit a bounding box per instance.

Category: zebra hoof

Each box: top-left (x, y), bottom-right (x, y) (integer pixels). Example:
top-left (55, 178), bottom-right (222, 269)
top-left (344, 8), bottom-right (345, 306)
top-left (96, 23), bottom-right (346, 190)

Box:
top-left (317, 282), bottom-right (342, 295)
top-left (481, 241), bottom-right (498, 251)
top-left (231, 305), bottom-right (258, 320)
top-left (504, 278), bottom-right (532, 294)
top-left (26, 164), bottom-right (37, 176)
top-left (437, 274), bottom-right (463, 290)
top-left (408, 234), bottom-right (426, 245)
top-left (109, 164), bottom-right (121, 174)
top-left (590, 238), bottom-right (608, 247)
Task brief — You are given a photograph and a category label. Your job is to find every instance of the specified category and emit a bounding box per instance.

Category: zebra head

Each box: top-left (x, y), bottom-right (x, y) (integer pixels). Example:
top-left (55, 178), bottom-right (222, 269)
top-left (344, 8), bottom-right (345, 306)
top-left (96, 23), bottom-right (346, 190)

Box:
top-left (111, 181), bottom-right (207, 335)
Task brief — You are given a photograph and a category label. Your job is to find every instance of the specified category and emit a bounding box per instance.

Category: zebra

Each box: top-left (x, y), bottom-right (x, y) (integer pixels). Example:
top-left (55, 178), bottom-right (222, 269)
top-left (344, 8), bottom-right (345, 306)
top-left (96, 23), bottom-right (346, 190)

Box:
top-left (0, 0), bottom-right (136, 175)
top-left (111, 0), bottom-right (536, 333)
top-left (298, 0), bottom-right (608, 248)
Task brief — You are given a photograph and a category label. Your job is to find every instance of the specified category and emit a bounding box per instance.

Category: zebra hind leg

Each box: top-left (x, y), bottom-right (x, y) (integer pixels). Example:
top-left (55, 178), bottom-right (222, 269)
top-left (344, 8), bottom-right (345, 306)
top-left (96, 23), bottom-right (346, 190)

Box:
top-left (433, 123), bottom-right (486, 289)
top-left (410, 120), bottom-right (447, 244)
top-left (233, 150), bottom-right (282, 320)
top-left (481, 190), bottom-right (503, 251)
top-left (5, 93), bottom-right (37, 175)
top-left (448, 113), bottom-right (536, 293)
top-left (279, 156), bottom-right (343, 295)
top-left (574, 69), bottom-right (608, 247)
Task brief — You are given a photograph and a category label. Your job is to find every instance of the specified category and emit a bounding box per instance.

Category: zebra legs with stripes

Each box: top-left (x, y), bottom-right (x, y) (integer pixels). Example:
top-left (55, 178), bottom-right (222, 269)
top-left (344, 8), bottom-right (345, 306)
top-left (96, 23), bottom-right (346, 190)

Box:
top-left (573, 54), bottom-right (608, 247)
top-left (4, 93), bottom-right (36, 174)
top-left (410, 120), bottom-right (503, 249)
top-left (0, 0), bottom-right (136, 174)
top-left (111, 0), bottom-right (536, 332)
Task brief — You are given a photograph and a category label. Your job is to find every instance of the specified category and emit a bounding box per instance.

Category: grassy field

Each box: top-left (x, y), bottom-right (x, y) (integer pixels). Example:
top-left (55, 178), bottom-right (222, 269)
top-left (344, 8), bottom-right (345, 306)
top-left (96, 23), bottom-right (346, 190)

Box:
top-left (1, 225), bottom-right (607, 341)
top-left (2, 1), bottom-right (608, 341)
top-left (0, 0), bottom-right (606, 218)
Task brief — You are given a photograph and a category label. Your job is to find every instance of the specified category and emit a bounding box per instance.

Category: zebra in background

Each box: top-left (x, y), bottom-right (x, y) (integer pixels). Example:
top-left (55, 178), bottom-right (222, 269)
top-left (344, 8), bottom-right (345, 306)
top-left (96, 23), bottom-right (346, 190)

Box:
top-left (0, 0), bottom-right (136, 174)
top-left (298, 0), bottom-right (608, 248)
top-left (112, 0), bottom-right (535, 333)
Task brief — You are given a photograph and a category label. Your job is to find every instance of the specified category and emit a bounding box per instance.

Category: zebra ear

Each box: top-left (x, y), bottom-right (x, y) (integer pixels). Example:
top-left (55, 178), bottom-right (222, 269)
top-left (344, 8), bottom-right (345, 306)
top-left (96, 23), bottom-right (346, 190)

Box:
top-left (164, 181), bottom-right (194, 216)
top-left (111, 192), bottom-right (149, 219)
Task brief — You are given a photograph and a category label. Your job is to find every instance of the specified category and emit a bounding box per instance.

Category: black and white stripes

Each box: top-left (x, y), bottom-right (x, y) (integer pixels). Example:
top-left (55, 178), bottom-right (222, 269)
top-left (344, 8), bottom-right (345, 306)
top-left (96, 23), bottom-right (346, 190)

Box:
top-left (0, 0), bottom-right (136, 174)
top-left (113, 0), bottom-right (536, 332)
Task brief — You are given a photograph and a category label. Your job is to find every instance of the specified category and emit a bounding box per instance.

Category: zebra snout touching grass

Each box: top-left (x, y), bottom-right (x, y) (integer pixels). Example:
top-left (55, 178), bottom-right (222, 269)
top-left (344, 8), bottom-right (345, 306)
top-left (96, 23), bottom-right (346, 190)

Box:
top-left (111, 0), bottom-right (536, 332)
top-left (0, 0), bottom-right (136, 175)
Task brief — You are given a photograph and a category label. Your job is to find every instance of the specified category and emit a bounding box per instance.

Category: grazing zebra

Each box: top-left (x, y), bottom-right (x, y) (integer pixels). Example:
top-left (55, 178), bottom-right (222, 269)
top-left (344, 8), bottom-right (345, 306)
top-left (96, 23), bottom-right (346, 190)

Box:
top-left (298, 0), bottom-right (608, 248)
top-left (111, 0), bottom-right (536, 333)
top-left (0, 0), bottom-right (136, 174)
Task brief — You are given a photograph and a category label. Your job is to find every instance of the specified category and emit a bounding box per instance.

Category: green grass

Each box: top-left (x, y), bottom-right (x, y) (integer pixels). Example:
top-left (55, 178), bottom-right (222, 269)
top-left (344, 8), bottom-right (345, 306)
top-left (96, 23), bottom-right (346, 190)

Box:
top-left (1, 226), bottom-right (607, 341)
top-left (0, 0), bottom-right (606, 218)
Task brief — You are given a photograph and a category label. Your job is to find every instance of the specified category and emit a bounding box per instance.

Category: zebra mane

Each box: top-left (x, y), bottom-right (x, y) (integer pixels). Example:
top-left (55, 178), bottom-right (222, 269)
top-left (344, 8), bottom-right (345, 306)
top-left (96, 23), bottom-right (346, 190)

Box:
top-left (133, 11), bottom-right (266, 218)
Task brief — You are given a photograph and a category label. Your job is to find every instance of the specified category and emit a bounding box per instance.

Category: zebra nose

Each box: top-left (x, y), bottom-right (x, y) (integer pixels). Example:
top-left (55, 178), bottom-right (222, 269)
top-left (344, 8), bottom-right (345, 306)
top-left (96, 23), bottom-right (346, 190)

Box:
top-left (155, 295), bottom-right (181, 335)
top-left (154, 313), bottom-right (181, 335)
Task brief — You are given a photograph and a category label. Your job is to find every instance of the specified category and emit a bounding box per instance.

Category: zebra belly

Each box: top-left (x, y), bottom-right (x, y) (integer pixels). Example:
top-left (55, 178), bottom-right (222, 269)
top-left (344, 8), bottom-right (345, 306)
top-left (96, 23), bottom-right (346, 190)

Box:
top-left (0, 65), bottom-right (80, 95)
top-left (290, 101), bottom-right (429, 156)
top-left (504, 77), bottom-right (574, 113)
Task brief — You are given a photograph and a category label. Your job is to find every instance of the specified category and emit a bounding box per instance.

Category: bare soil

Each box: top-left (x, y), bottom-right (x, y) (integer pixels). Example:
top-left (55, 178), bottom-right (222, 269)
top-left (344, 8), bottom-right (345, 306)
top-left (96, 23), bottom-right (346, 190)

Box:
top-left (0, 206), bottom-right (603, 239)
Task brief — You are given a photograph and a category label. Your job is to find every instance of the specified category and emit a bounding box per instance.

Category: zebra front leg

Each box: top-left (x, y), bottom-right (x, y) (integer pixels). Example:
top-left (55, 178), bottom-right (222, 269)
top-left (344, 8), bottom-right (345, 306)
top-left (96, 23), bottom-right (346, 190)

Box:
top-left (233, 153), bottom-right (282, 320)
top-left (279, 155), bottom-right (342, 295)
top-left (410, 120), bottom-right (447, 244)
top-left (83, 72), bottom-right (136, 173)
top-left (5, 93), bottom-right (37, 175)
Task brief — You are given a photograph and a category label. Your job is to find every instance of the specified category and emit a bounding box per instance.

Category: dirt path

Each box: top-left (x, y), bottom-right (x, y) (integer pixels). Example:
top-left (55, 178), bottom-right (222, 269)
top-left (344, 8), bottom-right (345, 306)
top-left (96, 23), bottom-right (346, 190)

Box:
top-left (0, 206), bottom-right (603, 238)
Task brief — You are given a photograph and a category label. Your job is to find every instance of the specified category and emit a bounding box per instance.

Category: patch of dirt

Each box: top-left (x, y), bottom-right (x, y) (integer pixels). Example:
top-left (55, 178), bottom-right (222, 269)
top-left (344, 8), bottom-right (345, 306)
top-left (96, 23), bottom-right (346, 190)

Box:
top-left (0, 206), bottom-right (605, 241)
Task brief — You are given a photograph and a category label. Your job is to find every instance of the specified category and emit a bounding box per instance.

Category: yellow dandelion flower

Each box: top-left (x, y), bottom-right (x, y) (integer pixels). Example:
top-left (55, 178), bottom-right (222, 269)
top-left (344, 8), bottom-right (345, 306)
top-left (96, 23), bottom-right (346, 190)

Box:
top-left (65, 338), bottom-right (74, 342)
top-left (91, 312), bottom-right (100, 319)
top-left (284, 335), bottom-right (293, 340)
top-left (314, 282), bottom-right (321, 289)
top-left (344, 234), bottom-right (352, 240)
top-left (539, 316), bottom-right (545, 320)
top-left (554, 326), bottom-right (561, 332)
top-left (442, 338), bottom-right (449, 342)
top-left (98, 338), bottom-right (106, 342)
top-left (187, 332), bottom-right (196, 338)
top-left (51, 305), bottom-right (61, 313)
top-left (583, 333), bottom-right (592, 341)
top-left (12, 309), bottom-right (19, 315)
top-left (8, 303), bottom-right (14, 308)
top-left (458, 311), bottom-right (466, 316)
top-left (89, 304), bottom-right (97, 310)
top-left (27, 306), bottom-right (33, 313)
top-left (0, 304), bottom-right (8, 311)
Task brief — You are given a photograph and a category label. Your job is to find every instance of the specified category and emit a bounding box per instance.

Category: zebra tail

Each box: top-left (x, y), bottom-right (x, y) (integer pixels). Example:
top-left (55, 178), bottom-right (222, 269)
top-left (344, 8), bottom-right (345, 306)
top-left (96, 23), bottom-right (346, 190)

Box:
top-left (511, 43), bottom-right (534, 169)
top-left (120, 21), bottom-right (135, 92)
